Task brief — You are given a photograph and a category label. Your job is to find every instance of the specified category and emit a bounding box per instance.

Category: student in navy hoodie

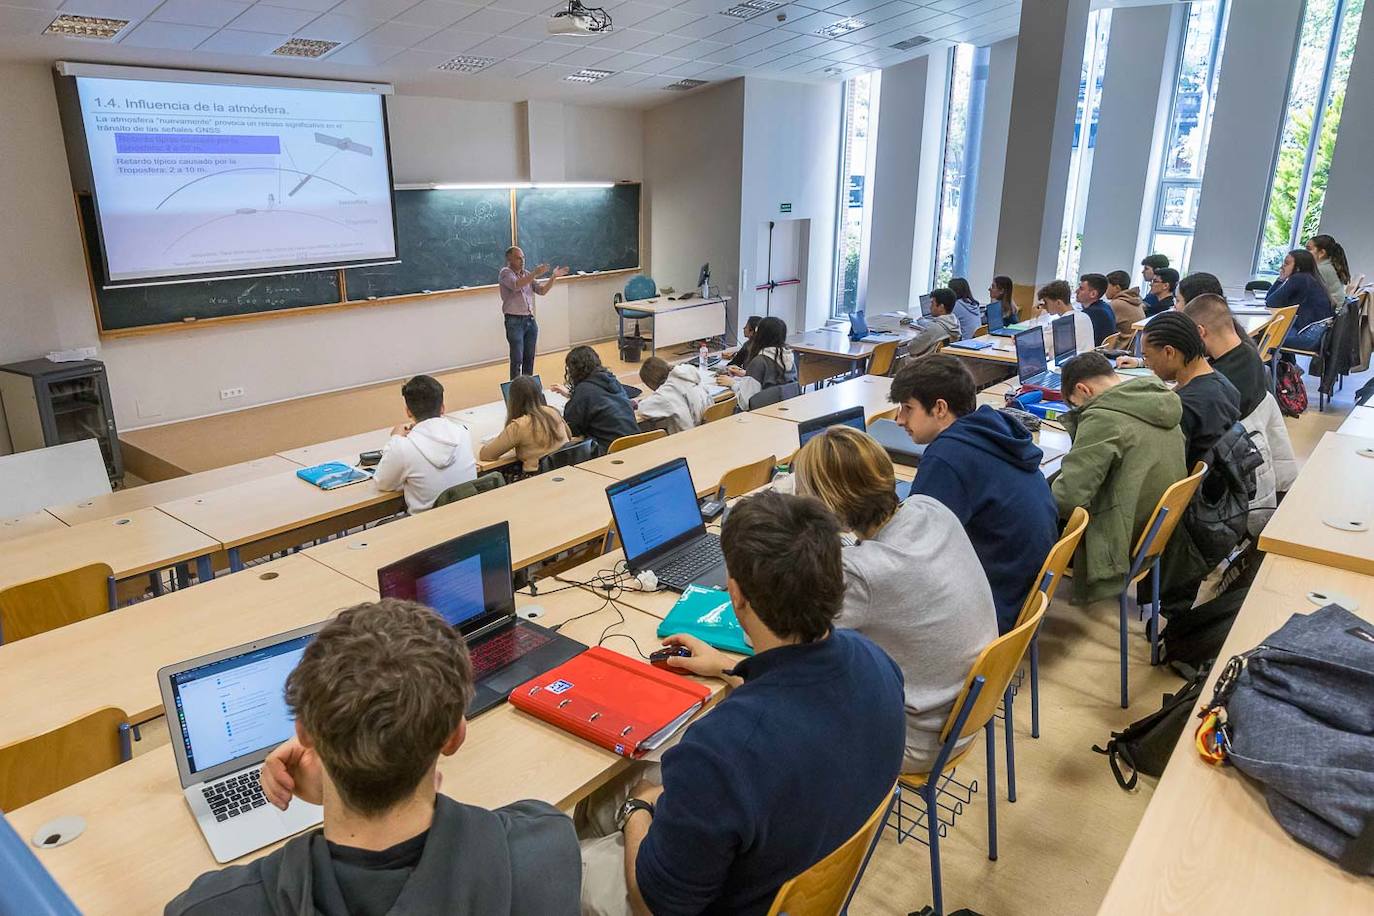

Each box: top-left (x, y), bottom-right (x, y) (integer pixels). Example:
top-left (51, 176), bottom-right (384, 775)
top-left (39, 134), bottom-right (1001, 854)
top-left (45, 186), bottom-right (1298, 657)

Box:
top-left (889, 355), bottom-right (1059, 632)
top-left (551, 345), bottom-right (640, 454)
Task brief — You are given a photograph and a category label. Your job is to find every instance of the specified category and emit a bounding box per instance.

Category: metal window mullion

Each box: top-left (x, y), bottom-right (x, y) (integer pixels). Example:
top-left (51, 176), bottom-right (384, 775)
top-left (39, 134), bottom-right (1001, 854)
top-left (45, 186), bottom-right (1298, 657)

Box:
top-left (1292, 0), bottom-right (1347, 249)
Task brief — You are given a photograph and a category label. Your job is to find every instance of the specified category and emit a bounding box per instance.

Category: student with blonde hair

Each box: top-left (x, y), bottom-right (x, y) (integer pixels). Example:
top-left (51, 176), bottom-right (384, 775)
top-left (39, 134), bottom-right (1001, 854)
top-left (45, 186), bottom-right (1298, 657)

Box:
top-left (792, 425), bottom-right (997, 772)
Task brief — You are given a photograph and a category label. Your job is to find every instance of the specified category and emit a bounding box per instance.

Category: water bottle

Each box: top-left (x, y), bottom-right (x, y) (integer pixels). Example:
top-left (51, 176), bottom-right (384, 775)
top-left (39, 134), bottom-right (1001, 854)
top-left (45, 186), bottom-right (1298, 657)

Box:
top-left (699, 343), bottom-right (709, 369)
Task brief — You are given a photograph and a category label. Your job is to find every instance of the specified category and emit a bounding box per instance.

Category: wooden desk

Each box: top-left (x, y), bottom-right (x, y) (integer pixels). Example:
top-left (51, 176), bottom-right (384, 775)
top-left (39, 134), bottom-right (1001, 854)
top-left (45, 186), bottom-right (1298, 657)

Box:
top-left (753, 374), bottom-right (895, 424)
top-left (1338, 404), bottom-right (1374, 439)
top-left (8, 588), bottom-right (726, 915)
top-left (786, 327), bottom-right (892, 386)
top-left (158, 470), bottom-right (405, 572)
top-left (0, 507), bottom-right (219, 593)
top-left (1097, 554), bottom-right (1374, 914)
top-left (579, 412), bottom-right (800, 494)
top-left (557, 549), bottom-right (682, 621)
top-left (46, 457), bottom-right (297, 526)
top-left (1258, 431), bottom-right (1374, 576)
top-left (0, 509), bottom-right (66, 544)
top-left (1131, 311), bottom-right (1273, 336)
top-left (621, 296), bottom-right (729, 355)
top-left (305, 467), bottom-right (613, 588)
top-left (946, 342), bottom-right (1019, 388)
top-left (0, 555), bottom-right (374, 745)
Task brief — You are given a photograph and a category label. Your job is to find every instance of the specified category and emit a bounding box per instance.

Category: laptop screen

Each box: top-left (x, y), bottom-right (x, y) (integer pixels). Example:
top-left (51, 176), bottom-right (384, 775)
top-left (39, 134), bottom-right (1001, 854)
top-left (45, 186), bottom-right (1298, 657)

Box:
top-left (1015, 328), bottom-right (1048, 381)
top-left (918, 293), bottom-right (933, 317)
top-left (500, 375), bottom-right (542, 406)
top-left (607, 458), bottom-right (704, 567)
top-left (797, 405), bottom-right (866, 446)
top-left (169, 633), bottom-right (313, 777)
top-left (1052, 316), bottom-right (1077, 363)
top-left (378, 522), bottom-right (516, 634)
top-left (987, 303), bottom-right (1005, 332)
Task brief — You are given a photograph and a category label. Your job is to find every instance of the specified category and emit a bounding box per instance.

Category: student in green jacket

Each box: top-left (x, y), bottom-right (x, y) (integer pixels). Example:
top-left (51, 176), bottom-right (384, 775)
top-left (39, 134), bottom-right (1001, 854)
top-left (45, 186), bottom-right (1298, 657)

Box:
top-left (1051, 352), bottom-right (1189, 604)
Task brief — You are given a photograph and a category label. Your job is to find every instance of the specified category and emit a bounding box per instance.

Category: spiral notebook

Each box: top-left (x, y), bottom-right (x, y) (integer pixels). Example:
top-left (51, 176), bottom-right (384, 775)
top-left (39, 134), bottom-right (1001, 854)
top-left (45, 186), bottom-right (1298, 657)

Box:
top-left (295, 462), bottom-right (374, 490)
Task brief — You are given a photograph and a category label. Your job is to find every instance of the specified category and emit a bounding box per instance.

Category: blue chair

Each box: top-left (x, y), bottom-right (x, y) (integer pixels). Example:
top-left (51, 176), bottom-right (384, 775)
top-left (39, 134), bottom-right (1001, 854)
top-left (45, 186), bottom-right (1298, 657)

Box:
top-left (615, 275), bottom-right (657, 359)
top-left (0, 812), bottom-right (80, 916)
top-left (1116, 463), bottom-right (1206, 708)
top-left (890, 593), bottom-right (1046, 916)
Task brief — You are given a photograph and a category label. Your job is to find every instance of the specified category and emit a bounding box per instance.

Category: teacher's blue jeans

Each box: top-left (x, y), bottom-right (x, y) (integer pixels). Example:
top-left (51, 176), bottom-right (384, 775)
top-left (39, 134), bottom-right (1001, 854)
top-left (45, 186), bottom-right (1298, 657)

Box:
top-left (505, 314), bottom-right (538, 379)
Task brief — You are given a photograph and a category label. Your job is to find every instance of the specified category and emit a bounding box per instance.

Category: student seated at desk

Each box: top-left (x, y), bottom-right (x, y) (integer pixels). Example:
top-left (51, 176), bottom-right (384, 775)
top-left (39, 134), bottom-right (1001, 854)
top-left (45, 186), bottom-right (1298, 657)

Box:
top-left (949, 277), bottom-right (984, 339)
top-left (725, 315), bottom-right (762, 370)
top-left (1076, 273), bottom-right (1117, 345)
top-left (479, 374), bottom-right (570, 474)
top-left (552, 346), bottom-right (640, 454)
top-left (578, 491), bottom-right (905, 916)
top-left (167, 600), bottom-right (580, 916)
top-left (989, 275), bottom-right (1019, 327)
top-left (1036, 280), bottom-right (1095, 353)
top-left (1177, 271), bottom-right (1223, 310)
top-left (888, 356), bottom-right (1058, 633)
top-left (792, 426), bottom-right (997, 772)
top-left (1142, 312), bottom-right (1241, 469)
top-left (1146, 268), bottom-right (1179, 316)
top-left (907, 288), bottom-right (963, 358)
top-left (374, 375), bottom-right (477, 513)
top-left (1106, 270), bottom-right (1146, 335)
top-left (634, 357), bottom-right (711, 434)
top-left (717, 316), bottom-right (798, 411)
top-left (1267, 248), bottom-right (1336, 351)
top-left (1052, 353), bottom-right (1187, 604)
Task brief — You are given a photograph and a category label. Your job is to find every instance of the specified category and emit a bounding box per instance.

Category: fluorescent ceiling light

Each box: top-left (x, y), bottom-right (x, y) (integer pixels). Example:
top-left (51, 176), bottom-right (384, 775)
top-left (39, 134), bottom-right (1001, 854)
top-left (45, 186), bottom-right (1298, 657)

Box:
top-left (565, 68), bottom-right (614, 83)
top-left (437, 56), bottom-right (497, 73)
top-left (719, 0), bottom-right (782, 19)
top-left (816, 18), bottom-right (866, 38)
top-left (272, 38), bottom-right (341, 58)
top-left (45, 14), bottom-right (128, 39)
top-left (664, 79), bottom-right (708, 91)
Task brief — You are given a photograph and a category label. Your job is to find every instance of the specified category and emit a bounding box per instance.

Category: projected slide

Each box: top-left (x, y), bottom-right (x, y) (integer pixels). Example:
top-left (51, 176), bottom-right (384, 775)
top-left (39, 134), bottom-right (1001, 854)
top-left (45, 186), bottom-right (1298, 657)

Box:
top-left (75, 75), bottom-right (396, 282)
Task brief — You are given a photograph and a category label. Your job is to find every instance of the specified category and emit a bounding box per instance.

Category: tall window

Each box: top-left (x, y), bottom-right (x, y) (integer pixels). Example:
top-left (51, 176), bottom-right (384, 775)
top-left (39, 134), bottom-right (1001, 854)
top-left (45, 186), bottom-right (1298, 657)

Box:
top-left (932, 44), bottom-right (986, 287)
top-left (1057, 9), bottom-right (1113, 279)
top-left (833, 72), bottom-right (880, 317)
top-left (1256, 0), bottom-right (1366, 274)
top-left (1149, 0), bottom-right (1229, 271)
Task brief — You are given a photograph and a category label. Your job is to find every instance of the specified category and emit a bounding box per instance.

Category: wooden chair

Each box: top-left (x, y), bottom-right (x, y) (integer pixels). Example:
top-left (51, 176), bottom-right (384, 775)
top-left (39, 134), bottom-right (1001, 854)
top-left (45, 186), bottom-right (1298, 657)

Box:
top-left (0, 563), bottom-right (115, 644)
top-left (1100, 332), bottom-right (1120, 350)
top-left (973, 324), bottom-right (988, 338)
top-left (1117, 463), bottom-right (1207, 708)
top-left (766, 782), bottom-right (897, 916)
top-left (868, 340), bottom-right (899, 377)
top-left (867, 406), bottom-right (899, 427)
top-left (1114, 328), bottom-right (1138, 352)
top-left (0, 708), bottom-right (132, 811)
top-left (606, 429), bottom-right (667, 454)
top-left (716, 454), bottom-right (777, 501)
top-left (702, 399), bottom-right (736, 424)
top-left (1255, 305), bottom-right (1299, 363)
top-left (433, 471), bottom-right (504, 508)
top-left (892, 594), bottom-right (1047, 916)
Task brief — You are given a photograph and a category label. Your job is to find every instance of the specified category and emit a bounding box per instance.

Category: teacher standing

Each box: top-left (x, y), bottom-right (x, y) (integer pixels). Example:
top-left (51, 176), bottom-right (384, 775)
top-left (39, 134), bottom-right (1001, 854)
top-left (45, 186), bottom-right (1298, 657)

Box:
top-left (499, 246), bottom-right (568, 379)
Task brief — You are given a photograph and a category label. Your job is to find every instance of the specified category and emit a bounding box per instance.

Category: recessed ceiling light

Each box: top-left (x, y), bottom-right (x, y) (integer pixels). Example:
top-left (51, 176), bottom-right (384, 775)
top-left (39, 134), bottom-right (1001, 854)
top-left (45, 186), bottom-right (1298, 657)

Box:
top-left (436, 55), bottom-right (497, 73)
top-left (822, 66), bottom-right (844, 77)
top-left (272, 38), bottom-right (341, 58)
top-left (891, 35), bottom-right (931, 51)
top-left (816, 18), bottom-right (866, 39)
top-left (719, 0), bottom-right (782, 19)
top-left (663, 78), bottom-right (708, 91)
top-left (565, 68), bottom-right (614, 83)
top-left (44, 14), bottom-right (128, 40)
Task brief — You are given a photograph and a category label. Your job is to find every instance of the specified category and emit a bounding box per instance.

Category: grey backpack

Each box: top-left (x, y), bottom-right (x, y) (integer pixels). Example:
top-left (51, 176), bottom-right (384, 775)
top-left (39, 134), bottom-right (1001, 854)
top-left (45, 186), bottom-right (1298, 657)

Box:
top-left (1202, 604), bottom-right (1374, 873)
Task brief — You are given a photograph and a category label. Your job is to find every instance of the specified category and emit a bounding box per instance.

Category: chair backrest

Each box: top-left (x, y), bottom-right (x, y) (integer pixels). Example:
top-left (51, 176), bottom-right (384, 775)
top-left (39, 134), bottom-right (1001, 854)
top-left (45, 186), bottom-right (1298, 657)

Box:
top-left (0, 708), bottom-right (131, 811)
top-left (607, 428), bottom-right (667, 454)
top-left (538, 438), bottom-right (599, 472)
top-left (748, 382), bottom-right (802, 411)
top-left (623, 274), bottom-right (657, 301)
top-left (868, 340), bottom-right (899, 377)
top-left (1256, 305), bottom-right (1299, 360)
top-left (1100, 332), bottom-right (1120, 350)
top-left (0, 562), bottom-right (113, 644)
top-left (942, 593), bottom-right (1047, 745)
top-left (433, 471), bottom-right (505, 508)
top-left (702, 399), bottom-right (736, 424)
top-left (1115, 328), bottom-right (1138, 352)
top-left (973, 324), bottom-right (989, 338)
top-left (1245, 279), bottom-right (1273, 292)
top-left (0, 439), bottom-right (111, 518)
top-left (765, 782), bottom-right (896, 916)
top-left (866, 406), bottom-right (899, 427)
top-left (1130, 462), bottom-right (1208, 577)
top-left (1015, 507), bottom-right (1088, 629)
top-left (718, 454), bottom-right (777, 500)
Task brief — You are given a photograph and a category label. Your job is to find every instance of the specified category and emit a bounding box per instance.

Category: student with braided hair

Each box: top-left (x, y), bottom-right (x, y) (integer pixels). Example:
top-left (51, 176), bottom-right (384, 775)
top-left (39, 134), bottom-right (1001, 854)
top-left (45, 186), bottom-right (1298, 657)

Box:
top-left (1142, 311), bottom-right (1241, 468)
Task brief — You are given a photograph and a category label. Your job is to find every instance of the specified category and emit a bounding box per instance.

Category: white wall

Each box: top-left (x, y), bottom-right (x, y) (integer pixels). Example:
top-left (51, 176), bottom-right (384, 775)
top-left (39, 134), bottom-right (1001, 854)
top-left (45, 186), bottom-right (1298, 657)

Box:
top-left (1320, 2), bottom-right (1374, 282)
top-left (738, 77), bottom-right (843, 333)
top-left (0, 62), bottom-right (645, 442)
top-left (966, 36), bottom-right (1017, 292)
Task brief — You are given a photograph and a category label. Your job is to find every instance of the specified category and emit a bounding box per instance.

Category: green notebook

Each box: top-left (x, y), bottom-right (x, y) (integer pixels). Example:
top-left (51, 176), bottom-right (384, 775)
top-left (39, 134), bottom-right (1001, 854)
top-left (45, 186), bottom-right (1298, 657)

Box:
top-left (657, 585), bottom-right (754, 656)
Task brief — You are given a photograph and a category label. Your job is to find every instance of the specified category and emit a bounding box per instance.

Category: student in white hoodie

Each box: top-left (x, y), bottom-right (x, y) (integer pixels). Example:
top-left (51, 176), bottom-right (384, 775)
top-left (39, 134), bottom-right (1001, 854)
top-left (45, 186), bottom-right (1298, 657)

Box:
top-left (635, 357), bottom-right (712, 433)
top-left (373, 375), bottom-right (477, 513)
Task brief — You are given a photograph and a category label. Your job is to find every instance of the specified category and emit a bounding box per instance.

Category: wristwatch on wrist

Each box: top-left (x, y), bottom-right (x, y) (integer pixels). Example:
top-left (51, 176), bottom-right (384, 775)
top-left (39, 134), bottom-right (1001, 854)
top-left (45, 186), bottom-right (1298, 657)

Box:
top-left (617, 797), bottom-right (655, 831)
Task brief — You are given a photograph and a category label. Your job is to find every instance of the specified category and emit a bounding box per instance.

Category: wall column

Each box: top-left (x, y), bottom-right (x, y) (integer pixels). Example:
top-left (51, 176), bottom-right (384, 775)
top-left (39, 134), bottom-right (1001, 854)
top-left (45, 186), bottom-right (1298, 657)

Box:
top-left (1319, 4), bottom-right (1374, 281)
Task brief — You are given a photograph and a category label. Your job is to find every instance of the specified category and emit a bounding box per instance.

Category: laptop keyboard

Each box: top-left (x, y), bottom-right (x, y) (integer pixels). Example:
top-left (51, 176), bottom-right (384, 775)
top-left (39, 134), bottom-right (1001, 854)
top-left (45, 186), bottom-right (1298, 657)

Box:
top-left (470, 625), bottom-right (554, 679)
top-left (202, 768), bottom-right (268, 822)
top-left (656, 535), bottom-right (722, 585)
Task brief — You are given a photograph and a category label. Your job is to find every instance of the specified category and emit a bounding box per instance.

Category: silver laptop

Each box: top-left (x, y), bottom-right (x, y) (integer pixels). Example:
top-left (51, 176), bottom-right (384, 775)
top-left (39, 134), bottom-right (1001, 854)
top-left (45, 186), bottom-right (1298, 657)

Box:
top-left (158, 623), bottom-right (326, 863)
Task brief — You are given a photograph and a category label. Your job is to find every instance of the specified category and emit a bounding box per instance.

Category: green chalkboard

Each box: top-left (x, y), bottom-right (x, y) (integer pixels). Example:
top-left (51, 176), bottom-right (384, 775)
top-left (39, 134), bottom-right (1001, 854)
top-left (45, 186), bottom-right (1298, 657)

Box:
top-left (515, 185), bottom-right (641, 275)
top-left (343, 189), bottom-right (513, 300)
top-left (80, 195), bottom-right (342, 333)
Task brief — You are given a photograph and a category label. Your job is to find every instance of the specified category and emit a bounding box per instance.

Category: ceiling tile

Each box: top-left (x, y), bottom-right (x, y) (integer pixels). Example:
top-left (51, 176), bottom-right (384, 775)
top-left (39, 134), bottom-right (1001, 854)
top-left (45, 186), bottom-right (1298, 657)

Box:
top-left (731, 47), bottom-right (781, 67)
top-left (769, 31), bottom-right (823, 53)
top-left (329, 0), bottom-right (420, 19)
top-left (634, 8), bottom-right (700, 34)
top-left (700, 43), bottom-right (748, 62)
top-left (600, 1), bottom-right (662, 29)
top-left (662, 0), bottom-right (719, 13)
top-left (196, 26), bottom-right (289, 51)
top-left (677, 37), bottom-right (727, 57)
top-left (925, 0), bottom-right (965, 11)
top-left (585, 26), bottom-right (654, 49)
top-left (360, 19), bottom-right (436, 42)
top-left (412, 24), bottom-right (486, 48)
top-left (822, 0), bottom-right (890, 17)
top-left (731, 29), bottom-right (781, 54)
top-left (452, 4), bottom-right (528, 32)
top-left (667, 15), bottom-right (728, 39)
top-left (599, 48), bottom-right (655, 69)
top-left (296, 11), bottom-right (377, 40)
top-left (630, 30), bottom-right (693, 56)
top-left (325, 38), bottom-right (407, 61)
top-left (392, 0), bottom-right (478, 27)
top-left (60, 0), bottom-right (164, 19)
top-left (554, 43), bottom-right (612, 66)
top-left (465, 31), bottom-right (536, 55)
top-left (386, 45), bottom-right (469, 67)
top-left (488, 0), bottom-right (559, 11)
top-left (475, 57), bottom-right (540, 77)
top-left (709, 20), bottom-right (770, 43)
top-left (776, 10), bottom-right (836, 34)
top-left (251, 0), bottom-right (337, 10)
top-left (150, 0), bottom-right (252, 28)
top-left (511, 39), bottom-right (580, 61)
top-left (0, 5), bottom-right (61, 29)
top-left (229, 3), bottom-right (320, 33)
top-left (119, 19), bottom-right (217, 47)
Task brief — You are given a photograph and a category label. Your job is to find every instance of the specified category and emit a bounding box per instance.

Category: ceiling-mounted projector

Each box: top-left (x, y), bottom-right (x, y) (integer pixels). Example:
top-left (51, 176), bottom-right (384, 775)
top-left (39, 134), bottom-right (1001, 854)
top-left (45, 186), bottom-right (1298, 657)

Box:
top-left (548, 0), bottom-right (612, 36)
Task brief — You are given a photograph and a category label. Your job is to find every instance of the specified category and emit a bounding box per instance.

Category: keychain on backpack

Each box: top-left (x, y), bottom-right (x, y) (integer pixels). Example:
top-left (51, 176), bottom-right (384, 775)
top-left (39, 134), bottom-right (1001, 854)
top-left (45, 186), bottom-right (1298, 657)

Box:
top-left (1194, 650), bottom-right (1257, 766)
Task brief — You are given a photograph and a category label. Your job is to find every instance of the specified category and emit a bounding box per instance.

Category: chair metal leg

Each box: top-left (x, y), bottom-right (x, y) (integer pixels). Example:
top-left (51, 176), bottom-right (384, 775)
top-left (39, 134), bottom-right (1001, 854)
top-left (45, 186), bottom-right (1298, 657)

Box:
top-left (984, 721), bottom-right (998, 861)
top-left (149, 571), bottom-right (164, 597)
top-left (1118, 591), bottom-right (1130, 708)
top-left (1149, 558), bottom-right (1162, 666)
top-left (925, 783), bottom-right (943, 916)
top-left (1003, 686), bottom-right (1016, 803)
top-left (1029, 636), bottom-right (1041, 739)
top-left (195, 554), bottom-right (213, 585)
top-left (118, 723), bottom-right (133, 763)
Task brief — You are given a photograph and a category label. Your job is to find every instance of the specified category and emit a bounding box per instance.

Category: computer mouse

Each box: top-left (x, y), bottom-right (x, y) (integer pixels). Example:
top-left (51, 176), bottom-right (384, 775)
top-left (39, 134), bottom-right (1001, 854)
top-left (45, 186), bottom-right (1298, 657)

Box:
top-left (649, 646), bottom-right (692, 673)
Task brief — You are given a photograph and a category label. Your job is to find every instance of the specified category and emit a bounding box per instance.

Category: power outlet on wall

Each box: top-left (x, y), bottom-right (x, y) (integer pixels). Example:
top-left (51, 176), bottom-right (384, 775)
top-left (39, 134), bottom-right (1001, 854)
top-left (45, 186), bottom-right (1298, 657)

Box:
top-left (220, 386), bottom-right (245, 400)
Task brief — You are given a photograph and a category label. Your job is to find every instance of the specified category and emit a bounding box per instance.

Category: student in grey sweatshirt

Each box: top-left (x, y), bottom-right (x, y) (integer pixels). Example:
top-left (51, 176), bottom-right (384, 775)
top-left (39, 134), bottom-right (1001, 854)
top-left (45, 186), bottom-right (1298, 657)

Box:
top-left (909, 289), bottom-right (964, 358)
top-left (793, 426), bottom-right (999, 773)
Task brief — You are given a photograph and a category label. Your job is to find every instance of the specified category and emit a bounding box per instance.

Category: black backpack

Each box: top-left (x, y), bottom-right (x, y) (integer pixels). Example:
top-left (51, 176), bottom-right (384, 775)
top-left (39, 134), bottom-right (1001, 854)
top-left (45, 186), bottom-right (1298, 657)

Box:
top-left (1184, 423), bottom-right (1263, 570)
top-left (1093, 663), bottom-right (1213, 790)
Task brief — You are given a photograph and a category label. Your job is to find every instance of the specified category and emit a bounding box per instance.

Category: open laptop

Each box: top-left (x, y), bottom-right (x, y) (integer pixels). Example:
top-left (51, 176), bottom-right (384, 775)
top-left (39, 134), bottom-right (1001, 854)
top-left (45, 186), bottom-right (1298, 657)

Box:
top-left (606, 457), bottom-right (728, 592)
top-left (378, 521), bottom-right (585, 717)
top-left (797, 405), bottom-right (867, 447)
top-left (500, 374), bottom-right (541, 406)
top-left (158, 622), bottom-right (327, 863)
top-left (1015, 327), bottom-right (1065, 396)
top-left (1051, 315), bottom-right (1078, 365)
top-left (848, 311), bottom-right (899, 343)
